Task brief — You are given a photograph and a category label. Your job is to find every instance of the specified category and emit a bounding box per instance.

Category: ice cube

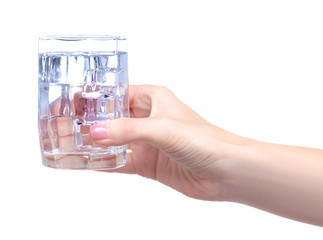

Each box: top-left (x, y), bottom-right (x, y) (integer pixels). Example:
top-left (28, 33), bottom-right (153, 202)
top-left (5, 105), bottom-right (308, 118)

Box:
top-left (103, 71), bottom-right (117, 85)
top-left (107, 54), bottom-right (118, 69)
top-left (93, 68), bottom-right (119, 86)
top-left (94, 68), bottom-right (108, 84)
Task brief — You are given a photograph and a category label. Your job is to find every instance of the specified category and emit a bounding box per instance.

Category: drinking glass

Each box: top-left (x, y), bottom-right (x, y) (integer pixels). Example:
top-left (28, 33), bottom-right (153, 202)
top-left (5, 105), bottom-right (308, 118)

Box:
top-left (38, 35), bottom-right (129, 170)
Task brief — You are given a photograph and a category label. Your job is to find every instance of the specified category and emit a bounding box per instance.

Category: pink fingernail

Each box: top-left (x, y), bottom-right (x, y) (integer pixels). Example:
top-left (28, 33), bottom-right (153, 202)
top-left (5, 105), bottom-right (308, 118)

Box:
top-left (90, 125), bottom-right (110, 140)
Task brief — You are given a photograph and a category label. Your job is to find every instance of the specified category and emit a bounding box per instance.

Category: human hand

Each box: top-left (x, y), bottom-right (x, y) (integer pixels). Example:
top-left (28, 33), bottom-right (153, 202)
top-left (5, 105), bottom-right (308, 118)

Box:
top-left (90, 85), bottom-right (251, 201)
top-left (44, 84), bottom-right (323, 226)
top-left (45, 84), bottom-right (323, 226)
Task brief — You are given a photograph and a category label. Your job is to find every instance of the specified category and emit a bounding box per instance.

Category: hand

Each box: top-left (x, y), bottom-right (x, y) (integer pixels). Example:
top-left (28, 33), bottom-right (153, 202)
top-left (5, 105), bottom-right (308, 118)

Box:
top-left (90, 85), bottom-right (250, 200)
top-left (46, 84), bottom-right (323, 226)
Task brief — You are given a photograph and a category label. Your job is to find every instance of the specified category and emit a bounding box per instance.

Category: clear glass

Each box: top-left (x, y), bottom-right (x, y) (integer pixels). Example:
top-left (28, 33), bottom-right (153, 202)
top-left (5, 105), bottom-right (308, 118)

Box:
top-left (38, 35), bottom-right (129, 170)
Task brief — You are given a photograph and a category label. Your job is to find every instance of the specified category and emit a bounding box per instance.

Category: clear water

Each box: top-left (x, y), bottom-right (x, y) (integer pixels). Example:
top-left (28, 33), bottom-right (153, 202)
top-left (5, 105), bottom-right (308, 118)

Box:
top-left (38, 52), bottom-right (129, 169)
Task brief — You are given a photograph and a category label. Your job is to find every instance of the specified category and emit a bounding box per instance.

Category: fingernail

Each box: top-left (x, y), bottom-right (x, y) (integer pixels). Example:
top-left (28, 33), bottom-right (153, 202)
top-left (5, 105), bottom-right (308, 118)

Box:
top-left (90, 125), bottom-right (110, 140)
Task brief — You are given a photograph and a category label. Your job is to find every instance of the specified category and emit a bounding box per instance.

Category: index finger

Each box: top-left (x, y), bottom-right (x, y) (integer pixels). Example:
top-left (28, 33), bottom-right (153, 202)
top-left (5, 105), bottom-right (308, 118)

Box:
top-left (128, 85), bottom-right (153, 118)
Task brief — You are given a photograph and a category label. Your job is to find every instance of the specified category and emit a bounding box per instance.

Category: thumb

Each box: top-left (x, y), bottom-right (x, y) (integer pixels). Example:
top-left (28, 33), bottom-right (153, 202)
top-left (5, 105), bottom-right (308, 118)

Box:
top-left (90, 117), bottom-right (177, 149)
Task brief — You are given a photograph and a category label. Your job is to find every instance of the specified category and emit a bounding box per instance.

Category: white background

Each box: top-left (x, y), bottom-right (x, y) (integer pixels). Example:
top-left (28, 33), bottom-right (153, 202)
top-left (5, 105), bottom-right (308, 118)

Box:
top-left (0, 0), bottom-right (323, 239)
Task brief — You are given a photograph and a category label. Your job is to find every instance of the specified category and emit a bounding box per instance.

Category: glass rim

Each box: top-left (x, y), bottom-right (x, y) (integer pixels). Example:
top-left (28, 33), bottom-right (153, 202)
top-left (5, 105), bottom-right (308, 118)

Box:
top-left (39, 35), bottom-right (127, 41)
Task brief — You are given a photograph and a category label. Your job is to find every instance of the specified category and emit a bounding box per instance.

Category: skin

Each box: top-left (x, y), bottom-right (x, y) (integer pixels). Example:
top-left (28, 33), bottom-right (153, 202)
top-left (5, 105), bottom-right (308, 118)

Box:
top-left (48, 85), bottom-right (323, 227)
top-left (90, 85), bottom-right (323, 227)
top-left (91, 85), bottom-right (242, 200)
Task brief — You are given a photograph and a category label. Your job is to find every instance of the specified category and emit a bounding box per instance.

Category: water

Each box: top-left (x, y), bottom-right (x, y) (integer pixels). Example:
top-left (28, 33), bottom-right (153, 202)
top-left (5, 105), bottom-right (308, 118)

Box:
top-left (38, 51), bottom-right (129, 169)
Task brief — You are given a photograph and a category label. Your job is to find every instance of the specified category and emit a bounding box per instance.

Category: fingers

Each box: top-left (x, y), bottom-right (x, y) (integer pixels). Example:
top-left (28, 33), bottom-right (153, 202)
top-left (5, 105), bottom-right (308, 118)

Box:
top-left (128, 85), bottom-right (160, 106)
top-left (90, 117), bottom-right (177, 150)
top-left (130, 85), bottom-right (208, 124)
top-left (128, 85), bottom-right (153, 118)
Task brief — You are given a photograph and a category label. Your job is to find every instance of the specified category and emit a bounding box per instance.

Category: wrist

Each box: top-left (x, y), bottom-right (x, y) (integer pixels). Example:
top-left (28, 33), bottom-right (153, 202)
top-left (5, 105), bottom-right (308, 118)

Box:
top-left (216, 139), bottom-right (323, 226)
top-left (214, 135), bottom-right (258, 202)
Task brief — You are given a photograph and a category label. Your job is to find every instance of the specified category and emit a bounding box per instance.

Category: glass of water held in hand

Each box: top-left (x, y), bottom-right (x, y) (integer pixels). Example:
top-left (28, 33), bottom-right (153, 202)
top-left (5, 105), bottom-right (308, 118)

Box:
top-left (38, 35), bottom-right (129, 170)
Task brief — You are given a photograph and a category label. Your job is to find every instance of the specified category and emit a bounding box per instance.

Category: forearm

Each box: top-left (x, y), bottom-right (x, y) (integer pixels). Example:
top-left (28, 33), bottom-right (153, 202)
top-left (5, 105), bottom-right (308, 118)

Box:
top-left (221, 140), bottom-right (323, 226)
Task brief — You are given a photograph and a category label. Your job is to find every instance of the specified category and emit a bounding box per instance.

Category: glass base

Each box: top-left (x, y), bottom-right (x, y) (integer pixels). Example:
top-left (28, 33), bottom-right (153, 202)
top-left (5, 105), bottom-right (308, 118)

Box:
top-left (41, 150), bottom-right (126, 170)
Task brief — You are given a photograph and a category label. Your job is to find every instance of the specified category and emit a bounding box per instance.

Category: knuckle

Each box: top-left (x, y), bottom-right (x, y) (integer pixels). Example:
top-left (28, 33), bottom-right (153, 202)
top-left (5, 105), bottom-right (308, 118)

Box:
top-left (159, 86), bottom-right (174, 96)
top-left (152, 85), bottom-right (174, 98)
